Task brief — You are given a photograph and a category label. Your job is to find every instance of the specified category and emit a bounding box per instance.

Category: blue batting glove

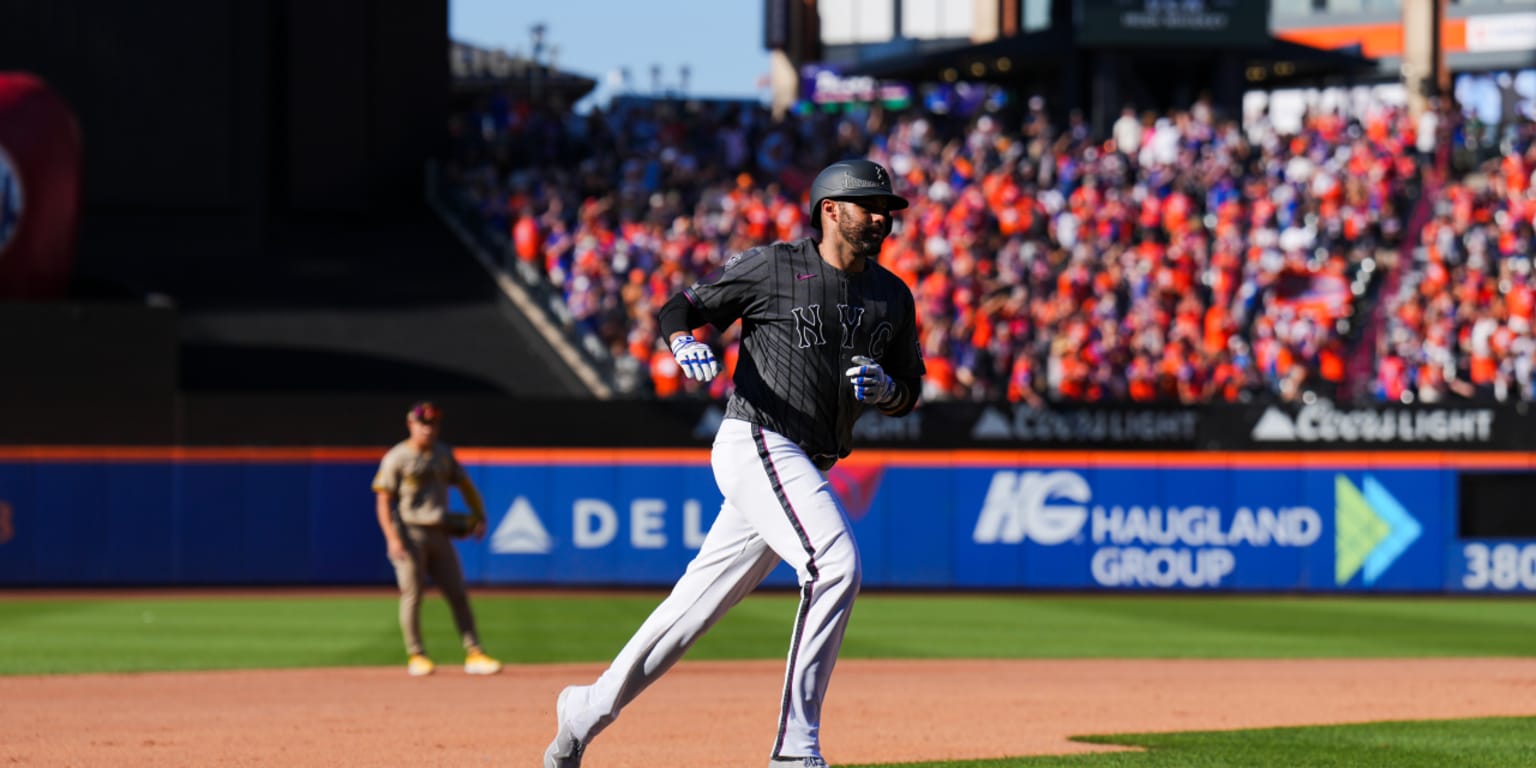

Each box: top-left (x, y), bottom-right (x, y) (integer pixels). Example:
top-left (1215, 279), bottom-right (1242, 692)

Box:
top-left (670, 334), bottom-right (721, 382)
top-left (846, 355), bottom-right (898, 406)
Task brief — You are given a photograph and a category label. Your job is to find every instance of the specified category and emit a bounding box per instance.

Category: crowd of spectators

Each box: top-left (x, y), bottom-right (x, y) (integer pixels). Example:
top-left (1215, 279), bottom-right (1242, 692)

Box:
top-left (443, 89), bottom-right (1487, 405)
top-left (1373, 127), bottom-right (1536, 403)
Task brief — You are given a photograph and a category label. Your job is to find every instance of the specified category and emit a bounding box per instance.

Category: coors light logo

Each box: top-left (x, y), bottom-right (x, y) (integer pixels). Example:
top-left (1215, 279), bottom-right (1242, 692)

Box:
top-left (1250, 402), bottom-right (1495, 444)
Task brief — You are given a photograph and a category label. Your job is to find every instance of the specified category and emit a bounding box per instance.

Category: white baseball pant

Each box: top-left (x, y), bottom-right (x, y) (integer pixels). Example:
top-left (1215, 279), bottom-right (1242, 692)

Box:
top-left (557, 417), bottom-right (861, 761)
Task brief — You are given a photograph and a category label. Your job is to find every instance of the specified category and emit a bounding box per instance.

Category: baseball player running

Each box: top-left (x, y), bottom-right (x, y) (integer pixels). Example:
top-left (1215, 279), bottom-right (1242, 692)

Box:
top-left (542, 159), bottom-right (924, 768)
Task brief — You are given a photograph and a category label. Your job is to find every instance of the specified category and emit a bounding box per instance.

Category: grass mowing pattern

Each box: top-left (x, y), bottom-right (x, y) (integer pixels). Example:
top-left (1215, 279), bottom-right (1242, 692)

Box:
top-left (835, 595), bottom-right (1536, 659)
top-left (2, 594), bottom-right (1532, 767)
top-left (1, 593), bottom-right (1532, 675)
top-left (848, 717), bottom-right (1536, 768)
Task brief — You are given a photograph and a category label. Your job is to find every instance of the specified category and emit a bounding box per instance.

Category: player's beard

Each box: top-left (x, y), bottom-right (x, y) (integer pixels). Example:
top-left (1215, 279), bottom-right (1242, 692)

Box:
top-left (838, 213), bottom-right (889, 260)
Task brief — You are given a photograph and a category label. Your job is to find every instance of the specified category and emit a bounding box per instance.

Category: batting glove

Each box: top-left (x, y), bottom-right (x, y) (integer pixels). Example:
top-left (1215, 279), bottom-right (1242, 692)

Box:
top-left (846, 355), bottom-right (899, 407)
top-left (670, 334), bottom-right (721, 382)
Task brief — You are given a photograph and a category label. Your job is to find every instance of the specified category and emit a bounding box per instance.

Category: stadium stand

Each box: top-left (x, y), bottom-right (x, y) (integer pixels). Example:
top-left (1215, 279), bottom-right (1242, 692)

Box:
top-left (446, 89), bottom-right (1452, 405)
top-left (1372, 130), bottom-right (1536, 403)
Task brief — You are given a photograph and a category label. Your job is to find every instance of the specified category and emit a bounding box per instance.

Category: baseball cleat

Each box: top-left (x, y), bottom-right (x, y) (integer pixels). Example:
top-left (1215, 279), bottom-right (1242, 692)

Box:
top-left (463, 650), bottom-right (502, 675)
top-left (543, 686), bottom-right (585, 768)
top-left (769, 757), bottom-right (829, 767)
top-left (406, 654), bottom-right (435, 677)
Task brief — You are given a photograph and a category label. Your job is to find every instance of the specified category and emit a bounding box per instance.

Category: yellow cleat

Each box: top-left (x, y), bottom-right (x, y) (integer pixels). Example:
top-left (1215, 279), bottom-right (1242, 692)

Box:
top-left (407, 654), bottom-right (436, 677)
top-left (464, 650), bottom-right (502, 675)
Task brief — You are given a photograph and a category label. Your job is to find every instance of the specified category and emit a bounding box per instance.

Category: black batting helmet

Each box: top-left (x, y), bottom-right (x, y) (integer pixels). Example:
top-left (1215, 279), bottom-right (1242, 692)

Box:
top-left (808, 159), bottom-right (908, 230)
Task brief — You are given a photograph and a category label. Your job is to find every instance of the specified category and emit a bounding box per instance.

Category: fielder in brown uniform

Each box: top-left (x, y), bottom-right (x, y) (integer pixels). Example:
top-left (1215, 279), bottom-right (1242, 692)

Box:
top-left (372, 401), bottom-right (502, 677)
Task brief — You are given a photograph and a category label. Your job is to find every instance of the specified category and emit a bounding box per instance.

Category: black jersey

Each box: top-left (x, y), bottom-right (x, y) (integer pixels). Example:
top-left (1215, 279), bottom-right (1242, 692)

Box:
top-left (682, 237), bottom-right (924, 466)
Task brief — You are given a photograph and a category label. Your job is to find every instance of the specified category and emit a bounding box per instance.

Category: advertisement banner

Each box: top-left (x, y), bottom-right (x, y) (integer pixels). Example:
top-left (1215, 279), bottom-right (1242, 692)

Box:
top-left (798, 64), bottom-right (911, 107)
top-left (13, 397), bottom-right (1536, 453)
top-left (1076, 0), bottom-right (1271, 49)
top-left (1449, 540), bottom-right (1536, 594)
top-left (1465, 13), bottom-right (1536, 53)
top-left (0, 449), bottom-right (1524, 591)
top-left (938, 464), bottom-right (1445, 591)
top-left (0, 457), bottom-right (390, 586)
top-left (467, 461), bottom-right (768, 586)
top-left (1201, 401), bottom-right (1519, 451)
top-left (391, 457), bottom-right (1455, 592)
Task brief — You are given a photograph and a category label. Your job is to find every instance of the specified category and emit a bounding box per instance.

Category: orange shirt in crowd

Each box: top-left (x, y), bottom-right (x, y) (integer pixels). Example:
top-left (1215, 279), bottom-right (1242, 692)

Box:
top-left (1506, 281), bottom-right (1535, 321)
top-left (1276, 343), bottom-right (1300, 379)
top-left (1470, 353), bottom-right (1497, 385)
top-left (1203, 305), bottom-right (1231, 356)
top-left (513, 216), bottom-right (541, 263)
top-left (1007, 356), bottom-right (1037, 402)
top-left (1163, 192), bottom-right (1192, 232)
top-left (744, 198), bottom-right (771, 242)
top-left (1502, 153), bottom-right (1528, 193)
top-left (1127, 358), bottom-right (1158, 402)
top-left (925, 355), bottom-right (956, 398)
top-left (971, 310), bottom-right (994, 349)
top-left (649, 352), bottom-right (683, 398)
top-left (1378, 355), bottom-right (1407, 401)
top-left (773, 202), bottom-right (802, 242)
top-left (1210, 360), bottom-right (1245, 402)
top-left (1318, 340), bottom-right (1346, 384)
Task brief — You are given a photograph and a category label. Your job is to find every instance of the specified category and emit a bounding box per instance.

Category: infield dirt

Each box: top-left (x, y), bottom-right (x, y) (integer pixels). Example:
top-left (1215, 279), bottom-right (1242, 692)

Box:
top-left (4, 658), bottom-right (1535, 766)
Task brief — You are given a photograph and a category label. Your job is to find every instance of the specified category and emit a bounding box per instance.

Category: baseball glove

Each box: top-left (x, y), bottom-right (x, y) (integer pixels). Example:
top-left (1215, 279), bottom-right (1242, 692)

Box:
top-left (442, 512), bottom-right (482, 539)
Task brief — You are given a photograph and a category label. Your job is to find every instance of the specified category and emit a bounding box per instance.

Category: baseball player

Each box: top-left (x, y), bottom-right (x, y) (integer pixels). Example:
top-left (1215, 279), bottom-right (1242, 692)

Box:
top-left (543, 159), bottom-right (924, 768)
top-left (373, 401), bottom-right (502, 677)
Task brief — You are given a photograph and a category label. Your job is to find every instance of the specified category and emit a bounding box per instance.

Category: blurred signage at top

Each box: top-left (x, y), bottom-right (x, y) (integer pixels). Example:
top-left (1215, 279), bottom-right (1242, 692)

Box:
top-left (1465, 13), bottom-right (1536, 53)
top-left (452, 41), bottom-right (534, 81)
top-left (801, 65), bottom-right (910, 106)
top-left (1077, 0), bottom-right (1270, 48)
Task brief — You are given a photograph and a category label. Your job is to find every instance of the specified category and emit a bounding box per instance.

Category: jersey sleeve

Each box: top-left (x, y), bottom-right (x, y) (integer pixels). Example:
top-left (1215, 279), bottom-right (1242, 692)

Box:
top-left (681, 245), bottom-right (775, 329)
top-left (877, 273), bottom-right (926, 417)
top-left (887, 287), bottom-right (927, 382)
top-left (371, 449), bottom-right (400, 494)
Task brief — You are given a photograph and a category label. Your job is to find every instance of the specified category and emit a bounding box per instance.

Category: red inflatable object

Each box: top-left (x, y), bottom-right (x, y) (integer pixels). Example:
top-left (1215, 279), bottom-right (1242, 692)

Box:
top-left (0, 72), bottom-right (82, 299)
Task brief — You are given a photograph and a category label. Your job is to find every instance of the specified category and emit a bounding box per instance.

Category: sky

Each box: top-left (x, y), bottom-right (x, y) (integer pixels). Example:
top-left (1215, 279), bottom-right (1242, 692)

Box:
top-left (449, 0), bottom-right (774, 108)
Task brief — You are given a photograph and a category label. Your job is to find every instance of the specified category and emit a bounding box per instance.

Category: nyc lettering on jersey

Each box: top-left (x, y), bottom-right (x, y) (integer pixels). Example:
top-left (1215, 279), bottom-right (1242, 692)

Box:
top-left (791, 302), bottom-right (894, 356)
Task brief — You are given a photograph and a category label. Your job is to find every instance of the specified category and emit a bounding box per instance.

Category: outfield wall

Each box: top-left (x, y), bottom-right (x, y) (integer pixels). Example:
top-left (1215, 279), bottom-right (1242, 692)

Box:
top-left (2, 447), bottom-right (1534, 593)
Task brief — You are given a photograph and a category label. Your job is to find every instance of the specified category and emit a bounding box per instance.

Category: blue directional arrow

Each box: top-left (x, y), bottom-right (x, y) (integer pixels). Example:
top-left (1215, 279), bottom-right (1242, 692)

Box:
top-left (1360, 475), bottom-right (1422, 585)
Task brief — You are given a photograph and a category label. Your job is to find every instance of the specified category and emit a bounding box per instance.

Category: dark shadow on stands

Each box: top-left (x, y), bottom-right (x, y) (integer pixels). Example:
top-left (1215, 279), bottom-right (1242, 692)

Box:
top-left (73, 210), bottom-right (503, 311)
top-left (179, 344), bottom-right (506, 393)
top-left (64, 208), bottom-right (593, 398)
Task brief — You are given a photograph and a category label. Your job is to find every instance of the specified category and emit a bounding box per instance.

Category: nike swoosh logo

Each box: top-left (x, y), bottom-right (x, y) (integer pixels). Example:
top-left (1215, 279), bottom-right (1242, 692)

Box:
top-left (796, 273), bottom-right (816, 280)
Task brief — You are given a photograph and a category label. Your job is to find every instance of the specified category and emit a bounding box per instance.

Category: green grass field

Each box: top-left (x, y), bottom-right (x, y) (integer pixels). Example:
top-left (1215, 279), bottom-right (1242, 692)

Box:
top-left (865, 717), bottom-right (1536, 768)
top-left (4, 592), bottom-right (1533, 674)
top-left (3, 591), bottom-right (1533, 767)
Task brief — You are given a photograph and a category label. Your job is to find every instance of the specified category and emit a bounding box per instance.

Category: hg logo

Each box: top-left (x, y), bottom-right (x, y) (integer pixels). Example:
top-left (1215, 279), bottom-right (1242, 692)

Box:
top-left (972, 470), bottom-right (1089, 545)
